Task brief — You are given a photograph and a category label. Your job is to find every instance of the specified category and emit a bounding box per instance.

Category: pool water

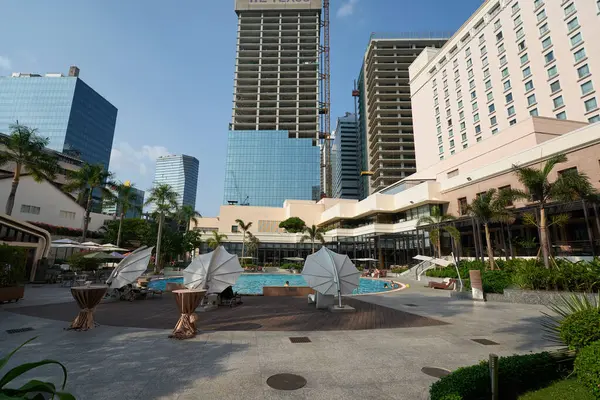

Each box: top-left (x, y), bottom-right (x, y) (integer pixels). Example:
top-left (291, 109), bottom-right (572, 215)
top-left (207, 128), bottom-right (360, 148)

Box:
top-left (148, 274), bottom-right (397, 295)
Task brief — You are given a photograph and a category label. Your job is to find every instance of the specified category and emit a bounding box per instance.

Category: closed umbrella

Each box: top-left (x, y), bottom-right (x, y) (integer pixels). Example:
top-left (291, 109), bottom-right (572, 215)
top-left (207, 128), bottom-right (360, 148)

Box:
top-left (100, 243), bottom-right (128, 252)
top-left (183, 246), bottom-right (243, 293)
top-left (106, 246), bottom-right (154, 289)
top-left (302, 247), bottom-right (360, 308)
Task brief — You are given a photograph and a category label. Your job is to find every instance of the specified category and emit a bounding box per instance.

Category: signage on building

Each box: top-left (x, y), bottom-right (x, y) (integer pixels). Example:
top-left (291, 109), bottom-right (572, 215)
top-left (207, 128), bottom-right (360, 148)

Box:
top-left (235, 0), bottom-right (322, 11)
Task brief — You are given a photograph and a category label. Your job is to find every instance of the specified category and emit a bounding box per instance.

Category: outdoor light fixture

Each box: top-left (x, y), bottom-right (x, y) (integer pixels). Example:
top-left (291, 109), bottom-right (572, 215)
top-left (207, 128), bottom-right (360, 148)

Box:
top-left (466, 177), bottom-right (472, 181)
top-left (409, 201), bottom-right (414, 204)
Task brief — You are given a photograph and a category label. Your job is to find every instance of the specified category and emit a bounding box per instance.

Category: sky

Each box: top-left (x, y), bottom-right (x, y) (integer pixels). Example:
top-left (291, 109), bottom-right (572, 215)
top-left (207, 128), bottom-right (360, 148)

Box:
top-left (0, 0), bottom-right (483, 216)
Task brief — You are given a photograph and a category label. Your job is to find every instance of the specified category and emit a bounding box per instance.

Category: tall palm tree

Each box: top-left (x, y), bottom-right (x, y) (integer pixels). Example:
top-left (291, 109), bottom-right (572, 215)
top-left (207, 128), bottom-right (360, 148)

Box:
top-left (246, 232), bottom-right (260, 258)
top-left (177, 205), bottom-right (202, 232)
top-left (0, 123), bottom-right (58, 215)
top-left (417, 206), bottom-right (460, 258)
top-left (467, 189), bottom-right (514, 270)
top-left (300, 225), bottom-right (325, 253)
top-left (145, 183), bottom-right (179, 271)
top-left (108, 182), bottom-right (142, 247)
top-left (206, 231), bottom-right (228, 249)
top-left (235, 219), bottom-right (253, 261)
top-left (512, 154), bottom-right (594, 268)
top-left (63, 163), bottom-right (115, 241)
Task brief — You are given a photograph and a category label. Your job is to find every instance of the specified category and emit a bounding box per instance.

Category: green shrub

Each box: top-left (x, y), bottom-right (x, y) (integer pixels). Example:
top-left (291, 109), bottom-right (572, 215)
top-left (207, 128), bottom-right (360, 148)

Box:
top-left (574, 341), bottom-right (600, 399)
top-left (0, 245), bottom-right (27, 287)
top-left (391, 267), bottom-right (408, 274)
top-left (280, 263), bottom-right (300, 270)
top-left (482, 270), bottom-right (512, 294)
top-left (66, 252), bottom-right (101, 272)
top-left (430, 352), bottom-right (571, 400)
top-left (559, 309), bottom-right (600, 351)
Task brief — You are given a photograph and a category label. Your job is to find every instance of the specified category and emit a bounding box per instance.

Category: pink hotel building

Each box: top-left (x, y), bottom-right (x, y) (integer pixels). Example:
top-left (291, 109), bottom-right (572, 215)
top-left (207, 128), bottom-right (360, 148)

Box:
top-left (195, 0), bottom-right (600, 266)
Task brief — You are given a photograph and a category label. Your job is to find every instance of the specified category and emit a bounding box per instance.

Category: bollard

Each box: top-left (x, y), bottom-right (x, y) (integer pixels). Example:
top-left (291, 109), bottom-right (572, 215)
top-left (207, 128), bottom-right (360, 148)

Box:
top-left (489, 353), bottom-right (499, 400)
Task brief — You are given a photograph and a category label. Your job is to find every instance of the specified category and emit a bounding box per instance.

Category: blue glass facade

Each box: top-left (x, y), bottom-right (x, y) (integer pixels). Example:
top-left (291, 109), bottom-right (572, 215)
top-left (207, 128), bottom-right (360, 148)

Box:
top-left (223, 130), bottom-right (320, 207)
top-left (152, 155), bottom-right (199, 210)
top-left (0, 76), bottom-right (117, 168)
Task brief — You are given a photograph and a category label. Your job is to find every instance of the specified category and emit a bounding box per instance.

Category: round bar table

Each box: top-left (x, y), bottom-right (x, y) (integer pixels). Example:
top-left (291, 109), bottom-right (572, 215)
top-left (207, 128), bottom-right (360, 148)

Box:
top-left (169, 289), bottom-right (207, 339)
top-left (67, 285), bottom-right (108, 331)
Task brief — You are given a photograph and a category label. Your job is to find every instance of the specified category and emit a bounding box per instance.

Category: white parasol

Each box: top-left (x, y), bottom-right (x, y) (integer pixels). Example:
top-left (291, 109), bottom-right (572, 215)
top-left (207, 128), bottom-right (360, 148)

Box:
top-left (182, 246), bottom-right (243, 293)
top-left (106, 246), bottom-right (154, 289)
top-left (302, 247), bottom-right (360, 308)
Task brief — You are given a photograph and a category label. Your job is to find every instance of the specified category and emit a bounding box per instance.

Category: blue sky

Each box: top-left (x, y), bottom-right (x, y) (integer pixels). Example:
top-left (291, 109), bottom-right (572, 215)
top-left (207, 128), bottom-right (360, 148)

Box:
top-left (0, 0), bottom-right (482, 216)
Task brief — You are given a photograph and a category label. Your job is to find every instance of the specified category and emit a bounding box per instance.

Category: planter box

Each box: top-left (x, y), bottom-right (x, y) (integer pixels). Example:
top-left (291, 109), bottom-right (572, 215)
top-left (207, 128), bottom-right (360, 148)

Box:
top-left (487, 289), bottom-right (598, 305)
top-left (0, 286), bottom-right (25, 303)
top-left (263, 286), bottom-right (315, 297)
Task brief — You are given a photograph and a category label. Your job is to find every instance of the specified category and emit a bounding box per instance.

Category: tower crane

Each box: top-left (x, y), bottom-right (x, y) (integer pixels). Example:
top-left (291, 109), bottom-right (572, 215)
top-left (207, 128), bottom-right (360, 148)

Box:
top-left (319, 0), bottom-right (332, 197)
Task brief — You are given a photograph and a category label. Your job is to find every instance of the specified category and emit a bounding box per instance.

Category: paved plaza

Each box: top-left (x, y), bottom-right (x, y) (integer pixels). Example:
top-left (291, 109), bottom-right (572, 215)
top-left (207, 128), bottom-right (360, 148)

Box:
top-left (0, 282), bottom-right (554, 400)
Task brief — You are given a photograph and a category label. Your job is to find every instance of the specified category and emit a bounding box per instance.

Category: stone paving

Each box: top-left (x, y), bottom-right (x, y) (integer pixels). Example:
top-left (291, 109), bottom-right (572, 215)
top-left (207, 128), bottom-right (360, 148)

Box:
top-left (0, 282), bottom-right (555, 400)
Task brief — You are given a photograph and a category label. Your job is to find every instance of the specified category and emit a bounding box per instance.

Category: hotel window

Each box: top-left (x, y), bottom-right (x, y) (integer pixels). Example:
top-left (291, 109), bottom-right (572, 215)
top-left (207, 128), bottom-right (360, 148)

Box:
top-left (465, 47), bottom-right (471, 57)
top-left (492, 128), bottom-right (499, 134)
top-left (541, 36), bottom-right (552, 49)
top-left (564, 2), bottom-right (576, 16)
top-left (459, 111), bottom-right (465, 121)
top-left (471, 90), bottom-right (477, 100)
top-left (481, 45), bottom-right (487, 56)
top-left (438, 136), bottom-right (443, 144)
top-left (506, 93), bottom-right (513, 103)
top-left (537, 9), bottom-right (546, 22)
top-left (512, 2), bottom-right (520, 13)
top-left (530, 108), bottom-right (539, 116)
top-left (507, 105), bottom-right (515, 117)
top-left (556, 111), bottom-right (567, 120)
top-left (547, 65), bottom-right (558, 78)
top-left (444, 80), bottom-right (449, 89)
top-left (553, 95), bottom-right (564, 108)
top-left (449, 129), bottom-right (454, 137)
top-left (458, 99), bottom-right (463, 109)
top-left (567, 17), bottom-right (580, 32)
top-left (482, 57), bottom-right (489, 67)
top-left (457, 80), bottom-right (462, 89)
top-left (444, 88), bottom-right (449, 98)
top-left (570, 33), bottom-right (582, 47)
top-left (454, 70), bottom-right (460, 79)
top-left (439, 145), bottom-right (444, 154)
top-left (457, 90), bottom-right (462, 98)
top-left (472, 101), bottom-right (478, 111)
top-left (479, 34), bottom-right (485, 45)
top-left (494, 19), bottom-right (501, 30)
top-left (514, 15), bottom-right (522, 27)
top-left (501, 68), bottom-right (509, 79)
top-left (448, 118), bottom-right (453, 126)
top-left (433, 88), bottom-right (438, 97)
top-left (466, 58), bottom-right (472, 68)
top-left (449, 139), bottom-right (455, 148)
top-left (489, 103), bottom-right (496, 113)
top-left (484, 68), bottom-right (490, 78)
top-left (440, 155), bottom-right (444, 160)
top-left (458, 197), bottom-right (468, 215)
top-left (574, 48), bottom-right (586, 62)
top-left (443, 69), bottom-right (447, 78)
top-left (518, 40), bottom-right (526, 52)
top-left (434, 98), bottom-right (439, 106)
top-left (516, 27), bottom-right (525, 40)
top-left (433, 79), bottom-right (437, 87)
top-left (534, 0), bottom-right (543, 9)
top-left (496, 31), bottom-right (503, 42)
top-left (437, 126), bottom-right (442, 135)
top-left (577, 64), bottom-right (590, 79)
top-left (589, 115), bottom-right (600, 123)
top-left (544, 51), bottom-right (555, 63)
top-left (520, 54), bottom-right (528, 65)
top-left (491, 116), bottom-right (498, 125)
top-left (475, 125), bottom-right (481, 134)
top-left (523, 66), bottom-right (531, 78)
top-left (461, 132), bottom-right (467, 141)
top-left (500, 55), bottom-right (507, 66)
top-left (231, 225), bottom-right (239, 233)
top-left (474, 113), bottom-right (480, 123)
top-left (485, 80), bottom-right (492, 91)
top-left (463, 143), bottom-right (469, 149)
top-left (436, 116), bottom-right (440, 125)
top-left (598, 0), bottom-right (600, 12)
top-left (469, 80), bottom-right (475, 90)
top-left (581, 81), bottom-right (594, 95)
top-left (527, 94), bottom-right (536, 106)
top-left (435, 107), bottom-right (440, 115)
top-left (446, 108), bottom-right (451, 117)
top-left (60, 210), bottom-right (76, 220)
top-left (498, 43), bottom-right (505, 53)
top-left (525, 80), bottom-right (534, 91)
top-left (477, 136), bottom-right (482, 143)
top-left (468, 69), bottom-right (474, 79)
top-left (509, 119), bottom-right (517, 126)
top-left (503, 79), bottom-right (511, 91)
top-left (460, 121), bottom-right (466, 130)
top-left (585, 98), bottom-right (598, 112)
top-left (453, 59), bottom-right (458, 68)
top-left (20, 205), bottom-right (40, 215)
top-left (445, 99), bottom-right (450, 108)
top-left (487, 92), bottom-right (494, 102)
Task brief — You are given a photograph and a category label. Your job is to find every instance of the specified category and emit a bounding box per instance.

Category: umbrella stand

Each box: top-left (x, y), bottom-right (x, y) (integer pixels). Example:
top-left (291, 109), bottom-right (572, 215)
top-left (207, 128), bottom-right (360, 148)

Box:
top-left (327, 250), bottom-right (343, 308)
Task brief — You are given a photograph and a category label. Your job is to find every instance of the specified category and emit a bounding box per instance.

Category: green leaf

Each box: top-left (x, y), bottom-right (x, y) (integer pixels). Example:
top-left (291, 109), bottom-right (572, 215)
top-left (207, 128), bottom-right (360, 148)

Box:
top-left (11, 379), bottom-right (56, 395)
top-left (0, 337), bottom-right (37, 372)
top-left (0, 360), bottom-right (68, 390)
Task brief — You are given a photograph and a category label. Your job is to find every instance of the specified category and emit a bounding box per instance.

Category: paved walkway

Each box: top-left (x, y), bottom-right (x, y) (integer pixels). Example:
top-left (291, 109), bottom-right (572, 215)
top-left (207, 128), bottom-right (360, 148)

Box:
top-left (0, 283), bottom-right (554, 400)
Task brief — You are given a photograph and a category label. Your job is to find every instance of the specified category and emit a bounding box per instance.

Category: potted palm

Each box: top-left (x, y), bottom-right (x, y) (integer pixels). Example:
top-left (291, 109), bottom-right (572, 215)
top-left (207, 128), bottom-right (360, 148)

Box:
top-left (0, 245), bottom-right (27, 303)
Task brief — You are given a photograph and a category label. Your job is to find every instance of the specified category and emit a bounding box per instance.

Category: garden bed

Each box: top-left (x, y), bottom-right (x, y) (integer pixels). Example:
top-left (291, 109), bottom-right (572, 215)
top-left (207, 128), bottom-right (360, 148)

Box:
top-left (486, 289), bottom-right (599, 305)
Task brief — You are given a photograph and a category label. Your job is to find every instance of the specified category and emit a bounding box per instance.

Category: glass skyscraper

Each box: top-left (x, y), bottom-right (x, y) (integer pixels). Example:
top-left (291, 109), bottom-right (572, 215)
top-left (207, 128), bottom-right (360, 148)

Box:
top-left (0, 67), bottom-right (118, 169)
top-left (223, 130), bottom-right (320, 207)
top-left (152, 155), bottom-right (199, 210)
top-left (332, 113), bottom-right (360, 199)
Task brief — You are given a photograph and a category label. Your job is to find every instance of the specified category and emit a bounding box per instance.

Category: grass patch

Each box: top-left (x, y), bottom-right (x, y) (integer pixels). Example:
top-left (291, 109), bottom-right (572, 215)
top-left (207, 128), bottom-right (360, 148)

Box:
top-left (518, 378), bottom-right (595, 400)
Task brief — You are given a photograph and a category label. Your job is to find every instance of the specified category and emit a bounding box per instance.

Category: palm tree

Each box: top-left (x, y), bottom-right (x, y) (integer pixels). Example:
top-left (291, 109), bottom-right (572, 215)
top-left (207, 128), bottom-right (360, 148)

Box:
top-left (417, 206), bottom-right (460, 258)
top-left (63, 163), bottom-right (115, 242)
top-left (145, 183), bottom-right (179, 271)
top-left (512, 154), bottom-right (594, 268)
top-left (300, 225), bottom-right (325, 253)
top-left (108, 182), bottom-right (142, 247)
top-left (0, 123), bottom-right (59, 215)
top-left (246, 232), bottom-right (260, 258)
top-left (177, 205), bottom-right (202, 232)
top-left (467, 189), bottom-right (514, 270)
top-left (235, 219), bottom-right (253, 261)
top-left (206, 231), bottom-right (228, 249)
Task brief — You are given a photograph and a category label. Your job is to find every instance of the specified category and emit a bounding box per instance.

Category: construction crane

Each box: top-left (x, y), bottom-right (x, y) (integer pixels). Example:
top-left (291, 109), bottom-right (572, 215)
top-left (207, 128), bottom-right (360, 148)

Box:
top-left (319, 0), bottom-right (332, 197)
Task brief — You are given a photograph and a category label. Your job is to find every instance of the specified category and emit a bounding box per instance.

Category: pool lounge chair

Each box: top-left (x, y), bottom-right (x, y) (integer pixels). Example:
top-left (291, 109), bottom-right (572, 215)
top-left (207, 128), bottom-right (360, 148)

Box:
top-left (427, 278), bottom-right (456, 290)
top-left (219, 286), bottom-right (242, 307)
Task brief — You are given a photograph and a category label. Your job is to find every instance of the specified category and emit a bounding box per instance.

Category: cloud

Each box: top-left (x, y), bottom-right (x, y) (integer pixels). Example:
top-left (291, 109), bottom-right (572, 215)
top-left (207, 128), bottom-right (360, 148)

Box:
top-left (0, 56), bottom-right (12, 70)
top-left (109, 142), bottom-right (170, 186)
top-left (337, 0), bottom-right (358, 18)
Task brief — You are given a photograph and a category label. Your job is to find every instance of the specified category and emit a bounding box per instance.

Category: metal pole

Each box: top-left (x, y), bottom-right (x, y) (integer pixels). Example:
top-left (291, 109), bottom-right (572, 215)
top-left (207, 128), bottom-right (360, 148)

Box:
top-left (489, 354), bottom-right (499, 400)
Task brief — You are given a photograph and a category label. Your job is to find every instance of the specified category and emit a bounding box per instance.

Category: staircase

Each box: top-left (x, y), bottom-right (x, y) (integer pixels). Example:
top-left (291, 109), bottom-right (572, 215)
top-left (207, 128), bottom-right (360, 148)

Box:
top-left (400, 255), bottom-right (453, 281)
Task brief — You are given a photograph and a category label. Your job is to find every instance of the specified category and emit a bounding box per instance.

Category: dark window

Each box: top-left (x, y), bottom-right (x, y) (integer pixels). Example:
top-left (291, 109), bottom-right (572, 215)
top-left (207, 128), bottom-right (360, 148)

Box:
top-left (231, 225), bottom-right (239, 233)
top-left (498, 185), bottom-right (513, 205)
top-left (458, 197), bottom-right (468, 216)
top-left (558, 167), bottom-right (578, 176)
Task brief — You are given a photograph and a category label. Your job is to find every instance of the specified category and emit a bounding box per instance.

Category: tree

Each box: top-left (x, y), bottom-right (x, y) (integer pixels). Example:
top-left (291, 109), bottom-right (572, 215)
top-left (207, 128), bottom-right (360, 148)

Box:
top-left (182, 230), bottom-right (203, 256)
top-left (235, 219), bottom-right (253, 261)
top-left (206, 231), bottom-right (228, 249)
top-left (0, 123), bottom-right (58, 215)
top-left (417, 206), bottom-right (460, 258)
top-left (300, 225), bottom-right (325, 253)
top-left (104, 182), bottom-right (142, 247)
top-left (63, 163), bottom-right (115, 242)
top-left (467, 189), bottom-right (514, 270)
top-left (512, 154), bottom-right (594, 268)
top-left (102, 218), bottom-right (151, 248)
top-left (177, 205), bottom-right (201, 232)
top-left (145, 183), bottom-right (179, 271)
top-left (279, 217), bottom-right (306, 233)
top-left (245, 233), bottom-right (260, 258)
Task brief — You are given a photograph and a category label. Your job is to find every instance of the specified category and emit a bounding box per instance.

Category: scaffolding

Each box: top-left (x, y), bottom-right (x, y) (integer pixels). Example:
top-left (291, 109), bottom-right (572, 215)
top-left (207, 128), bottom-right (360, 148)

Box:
top-left (319, 0), bottom-right (332, 197)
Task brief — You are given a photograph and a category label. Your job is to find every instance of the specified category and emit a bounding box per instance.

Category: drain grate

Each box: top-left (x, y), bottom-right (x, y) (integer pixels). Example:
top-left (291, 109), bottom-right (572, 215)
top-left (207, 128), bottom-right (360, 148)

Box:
top-left (6, 327), bottom-right (34, 334)
top-left (421, 367), bottom-right (451, 378)
top-left (472, 338), bottom-right (499, 346)
top-left (266, 374), bottom-right (307, 390)
top-left (289, 337), bottom-right (311, 343)
top-left (404, 303), bottom-right (418, 307)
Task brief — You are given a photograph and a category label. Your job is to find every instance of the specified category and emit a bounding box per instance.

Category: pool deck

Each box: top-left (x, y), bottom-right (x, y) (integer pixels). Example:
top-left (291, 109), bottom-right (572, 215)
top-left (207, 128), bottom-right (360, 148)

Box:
top-left (0, 282), bottom-right (555, 400)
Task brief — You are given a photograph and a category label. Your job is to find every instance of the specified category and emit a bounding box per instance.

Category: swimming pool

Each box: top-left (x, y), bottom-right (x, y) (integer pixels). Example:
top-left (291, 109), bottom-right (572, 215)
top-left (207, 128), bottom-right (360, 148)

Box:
top-left (148, 274), bottom-right (397, 295)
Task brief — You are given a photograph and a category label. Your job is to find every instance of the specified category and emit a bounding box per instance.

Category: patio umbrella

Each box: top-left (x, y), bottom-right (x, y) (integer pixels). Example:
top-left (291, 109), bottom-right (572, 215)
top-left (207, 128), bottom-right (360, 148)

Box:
top-left (302, 247), bottom-right (360, 308)
top-left (183, 246), bottom-right (243, 293)
top-left (106, 246), bottom-right (154, 289)
top-left (100, 243), bottom-right (128, 252)
top-left (283, 257), bottom-right (304, 262)
top-left (51, 238), bottom-right (80, 245)
top-left (84, 252), bottom-right (125, 260)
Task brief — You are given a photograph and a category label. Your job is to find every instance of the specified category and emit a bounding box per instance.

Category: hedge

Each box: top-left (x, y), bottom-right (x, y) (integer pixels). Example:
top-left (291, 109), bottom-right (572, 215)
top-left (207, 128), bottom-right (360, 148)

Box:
top-left (559, 309), bottom-right (600, 351)
top-left (429, 352), bottom-right (572, 400)
top-left (575, 341), bottom-right (600, 399)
